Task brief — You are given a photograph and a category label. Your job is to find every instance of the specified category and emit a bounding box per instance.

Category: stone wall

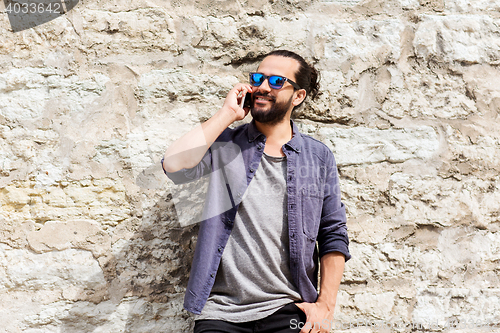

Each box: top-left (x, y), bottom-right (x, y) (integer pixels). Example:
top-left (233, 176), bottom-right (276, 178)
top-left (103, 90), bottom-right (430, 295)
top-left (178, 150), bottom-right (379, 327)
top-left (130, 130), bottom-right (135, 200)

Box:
top-left (1, 0), bottom-right (499, 332)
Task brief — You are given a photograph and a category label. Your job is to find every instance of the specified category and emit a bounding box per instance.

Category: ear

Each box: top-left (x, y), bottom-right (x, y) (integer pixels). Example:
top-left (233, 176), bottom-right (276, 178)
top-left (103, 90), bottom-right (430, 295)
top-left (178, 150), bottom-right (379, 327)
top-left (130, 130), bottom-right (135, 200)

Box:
top-left (292, 89), bottom-right (307, 107)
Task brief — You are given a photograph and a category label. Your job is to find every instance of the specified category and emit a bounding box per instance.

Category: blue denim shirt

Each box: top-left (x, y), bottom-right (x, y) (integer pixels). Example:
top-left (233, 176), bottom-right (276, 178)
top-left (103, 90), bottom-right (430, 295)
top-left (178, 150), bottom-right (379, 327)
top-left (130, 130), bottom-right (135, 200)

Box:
top-left (163, 119), bottom-right (350, 315)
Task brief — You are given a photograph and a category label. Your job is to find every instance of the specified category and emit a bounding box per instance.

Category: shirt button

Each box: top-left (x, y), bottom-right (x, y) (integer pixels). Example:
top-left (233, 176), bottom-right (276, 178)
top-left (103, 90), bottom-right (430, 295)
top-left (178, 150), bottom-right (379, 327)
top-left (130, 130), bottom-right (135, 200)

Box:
top-left (218, 246), bottom-right (223, 253)
top-left (250, 168), bottom-right (255, 173)
top-left (257, 146), bottom-right (263, 150)
top-left (210, 273), bottom-right (215, 278)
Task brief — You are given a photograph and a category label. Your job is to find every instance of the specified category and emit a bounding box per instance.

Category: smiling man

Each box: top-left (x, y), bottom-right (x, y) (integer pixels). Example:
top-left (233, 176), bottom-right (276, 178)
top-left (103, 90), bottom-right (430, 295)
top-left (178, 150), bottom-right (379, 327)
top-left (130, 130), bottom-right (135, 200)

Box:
top-left (162, 50), bottom-right (350, 333)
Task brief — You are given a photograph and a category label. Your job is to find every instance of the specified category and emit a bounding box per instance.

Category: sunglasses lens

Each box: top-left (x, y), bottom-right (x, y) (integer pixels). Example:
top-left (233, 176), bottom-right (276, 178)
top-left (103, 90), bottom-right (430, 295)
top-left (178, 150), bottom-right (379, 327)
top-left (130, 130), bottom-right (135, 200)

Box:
top-left (249, 73), bottom-right (288, 89)
top-left (268, 76), bottom-right (285, 89)
top-left (250, 73), bottom-right (264, 86)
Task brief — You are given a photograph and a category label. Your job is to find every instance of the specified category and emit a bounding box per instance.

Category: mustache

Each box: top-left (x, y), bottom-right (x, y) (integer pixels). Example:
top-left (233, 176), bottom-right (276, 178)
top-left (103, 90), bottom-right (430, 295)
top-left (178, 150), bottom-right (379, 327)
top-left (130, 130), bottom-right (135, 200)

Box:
top-left (253, 92), bottom-right (276, 102)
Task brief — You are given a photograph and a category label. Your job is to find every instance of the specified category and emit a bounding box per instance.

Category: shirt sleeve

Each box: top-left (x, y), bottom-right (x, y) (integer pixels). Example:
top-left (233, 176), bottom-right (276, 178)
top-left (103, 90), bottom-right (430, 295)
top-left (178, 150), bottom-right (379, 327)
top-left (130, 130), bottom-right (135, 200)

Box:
top-left (161, 148), bottom-right (213, 185)
top-left (317, 150), bottom-right (351, 261)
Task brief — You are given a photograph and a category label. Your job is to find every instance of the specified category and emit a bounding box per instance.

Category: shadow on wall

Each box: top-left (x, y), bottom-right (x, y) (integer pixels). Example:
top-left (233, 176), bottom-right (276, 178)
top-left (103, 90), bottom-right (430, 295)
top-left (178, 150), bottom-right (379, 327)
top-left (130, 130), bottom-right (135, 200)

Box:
top-left (56, 164), bottom-right (199, 333)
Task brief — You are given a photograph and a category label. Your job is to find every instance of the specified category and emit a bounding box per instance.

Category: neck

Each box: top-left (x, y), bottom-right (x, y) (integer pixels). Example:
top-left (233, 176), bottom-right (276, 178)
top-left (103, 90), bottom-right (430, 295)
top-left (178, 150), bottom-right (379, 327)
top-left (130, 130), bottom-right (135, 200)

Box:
top-left (254, 116), bottom-right (293, 142)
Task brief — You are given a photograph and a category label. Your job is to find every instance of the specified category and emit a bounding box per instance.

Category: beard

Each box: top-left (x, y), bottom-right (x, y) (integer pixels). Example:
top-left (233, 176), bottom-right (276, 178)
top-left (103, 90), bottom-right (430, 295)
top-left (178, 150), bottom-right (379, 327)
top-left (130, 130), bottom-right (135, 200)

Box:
top-left (250, 92), bottom-right (293, 125)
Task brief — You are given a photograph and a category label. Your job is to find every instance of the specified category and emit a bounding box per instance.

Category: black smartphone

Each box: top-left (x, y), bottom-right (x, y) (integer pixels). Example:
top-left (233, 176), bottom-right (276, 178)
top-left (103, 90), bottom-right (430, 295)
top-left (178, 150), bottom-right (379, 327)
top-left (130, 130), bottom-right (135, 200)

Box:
top-left (240, 92), bottom-right (252, 109)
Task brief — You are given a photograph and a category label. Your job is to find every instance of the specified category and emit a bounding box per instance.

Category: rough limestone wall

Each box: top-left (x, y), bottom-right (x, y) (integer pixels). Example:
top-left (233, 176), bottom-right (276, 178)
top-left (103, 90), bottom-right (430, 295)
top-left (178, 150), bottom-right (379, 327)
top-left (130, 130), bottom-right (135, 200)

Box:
top-left (1, 0), bottom-right (500, 332)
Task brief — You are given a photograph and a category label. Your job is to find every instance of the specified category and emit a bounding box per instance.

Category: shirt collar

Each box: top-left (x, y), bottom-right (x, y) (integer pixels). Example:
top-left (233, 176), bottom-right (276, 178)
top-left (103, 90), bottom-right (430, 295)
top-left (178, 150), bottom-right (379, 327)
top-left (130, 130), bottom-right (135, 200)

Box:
top-left (285, 120), bottom-right (302, 153)
top-left (247, 119), bottom-right (302, 153)
top-left (247, 119), bottom-right (264, 142)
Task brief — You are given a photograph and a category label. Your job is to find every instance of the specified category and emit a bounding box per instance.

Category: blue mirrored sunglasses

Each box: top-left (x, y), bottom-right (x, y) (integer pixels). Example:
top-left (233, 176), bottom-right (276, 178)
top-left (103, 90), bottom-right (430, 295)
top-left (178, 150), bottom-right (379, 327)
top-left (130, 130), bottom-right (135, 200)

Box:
top-left (249, 72), bottom-right (301, 90)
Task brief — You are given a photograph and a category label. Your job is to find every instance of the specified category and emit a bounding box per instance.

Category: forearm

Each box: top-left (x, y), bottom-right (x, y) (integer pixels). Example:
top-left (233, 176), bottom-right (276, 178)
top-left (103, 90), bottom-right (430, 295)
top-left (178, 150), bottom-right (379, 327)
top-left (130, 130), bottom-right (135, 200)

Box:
top-left (163, 83), bottom-right (252, 173)
top-left (162, 107), bottom-right (236, 173)
top-left (317, 251), bottom-right (345, 310)
top-left (295, 252), bottom-right (345, 332)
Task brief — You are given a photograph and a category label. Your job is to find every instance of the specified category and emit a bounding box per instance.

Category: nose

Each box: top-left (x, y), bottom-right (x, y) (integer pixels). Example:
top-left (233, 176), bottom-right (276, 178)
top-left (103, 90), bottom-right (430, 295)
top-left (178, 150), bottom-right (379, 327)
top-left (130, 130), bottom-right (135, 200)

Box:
top-left (257, 78), bottom-right (272, 93)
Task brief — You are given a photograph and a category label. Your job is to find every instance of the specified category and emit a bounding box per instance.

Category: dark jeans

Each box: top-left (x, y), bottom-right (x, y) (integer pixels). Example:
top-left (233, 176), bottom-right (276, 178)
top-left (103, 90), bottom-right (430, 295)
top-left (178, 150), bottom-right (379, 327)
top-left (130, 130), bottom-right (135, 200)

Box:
top-left (194, 302), bottom-right (307, 333)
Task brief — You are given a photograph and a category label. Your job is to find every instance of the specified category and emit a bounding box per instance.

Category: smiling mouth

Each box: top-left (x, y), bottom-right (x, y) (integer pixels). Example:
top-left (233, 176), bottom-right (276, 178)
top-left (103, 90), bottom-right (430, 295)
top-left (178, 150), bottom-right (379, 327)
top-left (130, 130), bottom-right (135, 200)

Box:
top-left (254, 95), bottom-right (275, 104)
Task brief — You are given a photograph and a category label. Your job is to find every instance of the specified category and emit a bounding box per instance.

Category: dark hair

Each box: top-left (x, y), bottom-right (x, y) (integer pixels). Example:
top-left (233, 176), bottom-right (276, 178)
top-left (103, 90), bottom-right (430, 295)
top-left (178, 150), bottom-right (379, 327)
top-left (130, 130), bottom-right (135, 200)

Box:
top-left (264, 49), bottom-right (320, 108)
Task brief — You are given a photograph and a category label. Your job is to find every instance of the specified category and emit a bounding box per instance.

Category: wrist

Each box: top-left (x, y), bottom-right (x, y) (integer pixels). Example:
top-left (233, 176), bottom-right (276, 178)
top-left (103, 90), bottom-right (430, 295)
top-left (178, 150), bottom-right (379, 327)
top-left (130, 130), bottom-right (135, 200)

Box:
top-left (216, 106), bottom-right (239, 125)
top-left (317, 294), bottom-right (337, 310)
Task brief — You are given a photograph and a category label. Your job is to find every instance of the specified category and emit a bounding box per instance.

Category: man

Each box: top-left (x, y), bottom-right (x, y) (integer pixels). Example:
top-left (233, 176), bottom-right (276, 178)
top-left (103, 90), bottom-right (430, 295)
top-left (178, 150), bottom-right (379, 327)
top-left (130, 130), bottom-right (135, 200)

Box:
top-left (162, 50), bottom-right (350, 333)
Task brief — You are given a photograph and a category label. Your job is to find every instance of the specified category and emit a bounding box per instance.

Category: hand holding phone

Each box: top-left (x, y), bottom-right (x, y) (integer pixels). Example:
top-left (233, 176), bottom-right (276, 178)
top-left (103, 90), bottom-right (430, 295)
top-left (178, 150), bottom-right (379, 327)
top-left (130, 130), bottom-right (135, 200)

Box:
top-left (221, 84), bottom-right (252, 122)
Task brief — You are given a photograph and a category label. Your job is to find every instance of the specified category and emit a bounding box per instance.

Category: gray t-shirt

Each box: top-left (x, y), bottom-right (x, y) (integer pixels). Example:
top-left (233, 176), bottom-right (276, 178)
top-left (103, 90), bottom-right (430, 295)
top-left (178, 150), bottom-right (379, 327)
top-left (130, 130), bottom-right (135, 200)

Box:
top-left (195, 152), bottom-right (301, 322)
